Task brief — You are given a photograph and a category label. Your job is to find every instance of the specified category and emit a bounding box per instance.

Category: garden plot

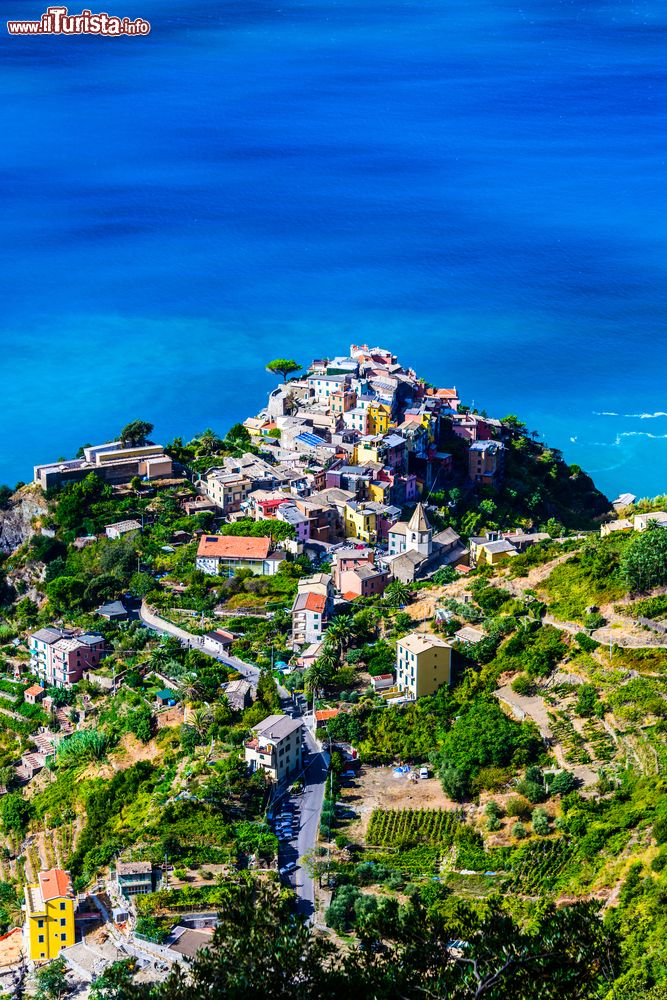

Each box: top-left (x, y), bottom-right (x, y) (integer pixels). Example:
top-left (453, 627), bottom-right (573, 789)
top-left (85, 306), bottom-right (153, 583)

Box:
top-left (336, 765), bottom-right (455, 841)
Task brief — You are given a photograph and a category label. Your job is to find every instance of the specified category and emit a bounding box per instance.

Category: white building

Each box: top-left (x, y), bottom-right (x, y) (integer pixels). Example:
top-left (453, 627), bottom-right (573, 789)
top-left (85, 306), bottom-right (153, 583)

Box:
top-left (196, 535), bottom-right (285, 577)
top-left (387, 503), bottom-right (432, 558)
top-left (105, 519), bottom-right (142, 540)
top-left (291, 573), bottom-right (335, 645)
top-left (244, 715), bottom-right (303, 782)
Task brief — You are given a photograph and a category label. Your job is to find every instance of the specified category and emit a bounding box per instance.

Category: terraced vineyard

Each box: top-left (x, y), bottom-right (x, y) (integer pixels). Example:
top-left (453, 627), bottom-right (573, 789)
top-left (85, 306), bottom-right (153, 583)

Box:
top-left (507, 838), bottom-right (578, 894)
top-left (582, 718), bottom-right (617, 763)
top-left (642, 726), bottom-right (667, 773)
top-left (548, 711), bottom-right (591, 764)
top-left (367, 808), bottom-right (461, 848)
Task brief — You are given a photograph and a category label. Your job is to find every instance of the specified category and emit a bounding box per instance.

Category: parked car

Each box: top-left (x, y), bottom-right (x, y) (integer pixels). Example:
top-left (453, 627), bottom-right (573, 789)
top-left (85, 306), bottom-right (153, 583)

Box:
top-left (419, 766), bottom-right (430, 779)
top-left (279, 862), bottom-right (297, 875)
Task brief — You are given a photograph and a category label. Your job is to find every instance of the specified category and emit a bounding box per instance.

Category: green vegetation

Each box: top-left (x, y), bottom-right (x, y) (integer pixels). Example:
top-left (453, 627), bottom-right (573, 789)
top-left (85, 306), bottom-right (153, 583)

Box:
top-left (622, 524), bottom-right (667, 592)
top-left (543, 534), bottom-right (630, 620)
top-left (143, 876), bottom-right (617, 1000)
top-left (265, 358), bottom-right (302, 381)
top-left (1, 389), bottom-right (666, 998)
top-left (366, 808), bottom-right (460, 847)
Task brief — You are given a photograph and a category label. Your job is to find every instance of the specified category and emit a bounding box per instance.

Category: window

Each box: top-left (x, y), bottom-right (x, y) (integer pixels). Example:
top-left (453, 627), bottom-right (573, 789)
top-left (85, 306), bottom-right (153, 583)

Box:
top-left (61, 933), bottom-right (67, 941)
top-left (60, 918), bottom-right (67, 926)
top-left (60, 902), bottom-right (66, 911)
top-left (38, 934), bottom-right (45, 943)
top-left (38, 919), bottom-right (44, 928)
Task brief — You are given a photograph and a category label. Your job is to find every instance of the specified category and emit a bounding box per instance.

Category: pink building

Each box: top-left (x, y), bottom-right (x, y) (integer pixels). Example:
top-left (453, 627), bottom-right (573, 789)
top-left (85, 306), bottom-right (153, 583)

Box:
top-left (276, 503), bottom-right (311, 542)
top-left (339, 564), bottom-right (389, 600)
top-left (29, 627), bottom-right (105, 688)
top-left (451, 413), bottom-right (495, 443)
top-left (332, 547), bottom-right (375, 591)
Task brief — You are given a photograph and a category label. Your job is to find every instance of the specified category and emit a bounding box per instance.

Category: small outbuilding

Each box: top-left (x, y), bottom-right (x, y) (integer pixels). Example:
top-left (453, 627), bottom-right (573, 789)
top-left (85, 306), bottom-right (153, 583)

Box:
top-left (24, 685), bottom-right (45, 705)
top-left (96, 600), bottom-right (129, 621)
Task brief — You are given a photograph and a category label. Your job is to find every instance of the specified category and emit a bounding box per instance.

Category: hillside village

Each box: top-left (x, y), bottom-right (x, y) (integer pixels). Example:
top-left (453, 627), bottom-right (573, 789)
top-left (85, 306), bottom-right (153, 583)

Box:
top-left (0, 347), bottom-right (665, 997)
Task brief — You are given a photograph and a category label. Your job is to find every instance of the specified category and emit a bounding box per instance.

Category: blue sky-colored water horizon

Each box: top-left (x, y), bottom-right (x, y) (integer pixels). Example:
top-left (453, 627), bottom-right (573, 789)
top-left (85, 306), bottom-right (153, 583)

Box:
top-left (1, 0), bottom-right (666, 500)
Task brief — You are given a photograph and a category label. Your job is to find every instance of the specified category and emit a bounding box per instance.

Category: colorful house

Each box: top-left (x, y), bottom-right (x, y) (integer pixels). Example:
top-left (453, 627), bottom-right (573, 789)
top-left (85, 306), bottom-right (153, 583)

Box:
top-left (344, 501), bottom-right (378, 543)
top-left (468, 533), bottom-right (518, 568)
top-left (367, 403), bottom-right (392, 435)
top-left (24, 869), bottom-right (76, 962)
top-left (396, 633), bottom-right (452, 699)
top-left (29, 627), bottom-right (105, 689)
top-left (468, 441), bottom-right (505, 486)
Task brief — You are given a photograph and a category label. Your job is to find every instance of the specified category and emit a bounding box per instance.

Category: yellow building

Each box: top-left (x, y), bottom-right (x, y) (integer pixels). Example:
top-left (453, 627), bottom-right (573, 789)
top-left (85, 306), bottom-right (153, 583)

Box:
top-left (355, 437), bottom-right (383, 466)
top-left (468, 534), bottom-right (518, 568)
top-left (344, 502), bottom-right (378, 543)
top-left (367, 403), bottom-right (391, 436)
top-left (24, 869), bottom-right (76, 962)
top-left (396, 632), bottom-right (452, 699)
top-left (368, 479), bottom-right (391, 503)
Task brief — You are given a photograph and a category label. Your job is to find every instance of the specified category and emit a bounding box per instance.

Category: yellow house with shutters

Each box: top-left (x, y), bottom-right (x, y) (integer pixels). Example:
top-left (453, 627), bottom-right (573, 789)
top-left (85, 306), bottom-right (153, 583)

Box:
top-left (396, 632), bottom-right (452, 699)
top-left (344, 502), bottom-right (378, 543)
top-left (24, 869), bottom-right (76, 962)
top-left (367, 403), bottom-right (391, 436)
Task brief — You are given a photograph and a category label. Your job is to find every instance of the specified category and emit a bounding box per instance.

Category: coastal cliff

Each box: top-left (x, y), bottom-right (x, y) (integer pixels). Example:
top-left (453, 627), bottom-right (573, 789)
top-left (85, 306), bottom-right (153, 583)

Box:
top-left (0, 486), bottom-right (47, 555)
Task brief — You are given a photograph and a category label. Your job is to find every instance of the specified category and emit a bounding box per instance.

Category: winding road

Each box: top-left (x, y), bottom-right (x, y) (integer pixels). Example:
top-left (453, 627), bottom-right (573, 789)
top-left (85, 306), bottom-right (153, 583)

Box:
top-left (140, 601), bottom-right (330, 917)
top-left (139, 601), bottom-right (261, 688)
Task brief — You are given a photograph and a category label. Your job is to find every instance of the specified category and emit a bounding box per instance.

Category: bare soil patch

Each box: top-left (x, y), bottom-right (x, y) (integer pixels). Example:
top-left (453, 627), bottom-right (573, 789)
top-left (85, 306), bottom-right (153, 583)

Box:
top-left (338, 764), bottom-right (458, 842)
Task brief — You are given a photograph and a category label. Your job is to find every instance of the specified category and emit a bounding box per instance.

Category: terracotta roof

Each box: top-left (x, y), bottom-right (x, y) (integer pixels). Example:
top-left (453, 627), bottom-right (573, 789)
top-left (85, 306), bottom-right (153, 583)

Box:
top-left (342, 591), bottom-right (360, 601)
top-left (38, 869), bottom-right (73, 901)
top-left (425, 387), bottom-right (458, 398)
top-left (303, 593), bottom-right (326, 613)
top-left (315, 709), bottom-right (340, 722)
top-left (293, 592), bottom-right (327, 613)
top-left (25, 685), bottom-right (44, 697)
top-left (197, 535), bottom-right (271, 560)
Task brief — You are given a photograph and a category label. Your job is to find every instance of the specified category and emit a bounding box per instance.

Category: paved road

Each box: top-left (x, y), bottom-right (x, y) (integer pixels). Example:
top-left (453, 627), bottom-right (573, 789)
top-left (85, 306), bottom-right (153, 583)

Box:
top-left (140, 602), bottom-right (326, 909)
top-left (271, 727), bottom-right (329, 922)
top-left (139, 601), bottom-right (263, 689)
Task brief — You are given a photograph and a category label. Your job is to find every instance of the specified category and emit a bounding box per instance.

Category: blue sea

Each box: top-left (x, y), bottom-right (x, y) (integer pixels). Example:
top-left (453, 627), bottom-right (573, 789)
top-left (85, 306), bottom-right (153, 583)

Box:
top-left (1, 0), bottom-right (666, 500)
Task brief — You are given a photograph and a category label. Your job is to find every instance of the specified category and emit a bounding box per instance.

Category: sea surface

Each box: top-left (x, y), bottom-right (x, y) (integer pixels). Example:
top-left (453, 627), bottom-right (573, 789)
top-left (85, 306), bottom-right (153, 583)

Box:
top-left (1, 0), bottom-right (666, 500)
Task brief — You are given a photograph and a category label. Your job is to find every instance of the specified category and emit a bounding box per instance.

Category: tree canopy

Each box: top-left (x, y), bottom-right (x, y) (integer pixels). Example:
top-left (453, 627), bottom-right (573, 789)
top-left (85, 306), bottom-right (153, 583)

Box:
top-left (115, 877), bottom-right (616, 1000)
top-left (622, 525), bottom-right (667, 592)
top-left (120, 420), bottom-right (154, 447)
top-left (266, 358), bottom-right (302, 381)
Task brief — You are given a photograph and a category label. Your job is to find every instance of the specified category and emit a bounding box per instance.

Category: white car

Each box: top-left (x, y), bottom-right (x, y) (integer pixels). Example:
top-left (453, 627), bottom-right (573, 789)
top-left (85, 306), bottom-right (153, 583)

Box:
top-left (419, 767), bottom-right (430, 779)
top-left (279, 862), bottom-right (297, 875)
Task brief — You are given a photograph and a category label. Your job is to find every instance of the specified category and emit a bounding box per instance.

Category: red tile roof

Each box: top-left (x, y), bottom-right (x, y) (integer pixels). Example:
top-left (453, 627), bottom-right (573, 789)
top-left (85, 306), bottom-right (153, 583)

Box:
top-left (38, 869), bottom-right (73, 901)
top-left (342, 591), bottom-right (360, 602)
top-left (25, 685), bottom-right (44, 697)
top-left (315, 709), bottom-right (340, 722)
top-left (197, 535), bottom-right (271, 560)
top-left (303, 593), bottom-right (326, 613)
top-left (425, 387), bottom-right (458, 398)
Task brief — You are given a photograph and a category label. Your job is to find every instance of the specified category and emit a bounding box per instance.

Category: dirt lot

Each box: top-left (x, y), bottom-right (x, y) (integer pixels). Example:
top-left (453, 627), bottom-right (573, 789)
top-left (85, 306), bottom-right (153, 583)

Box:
top-left (338, 764), bottom-right (458, 841)
top-left (82, 732), bottom-right (170, 780)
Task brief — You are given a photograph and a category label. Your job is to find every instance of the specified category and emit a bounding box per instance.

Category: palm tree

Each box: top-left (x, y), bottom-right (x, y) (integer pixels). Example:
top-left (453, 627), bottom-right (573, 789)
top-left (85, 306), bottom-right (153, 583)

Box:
top-left (191, 706), bottom-right (213, 740)
top-left (148, 646), bottom-right (170, 672)
top-left (384, 581), bottom-right (412, 609)
top-left (305, 649), bottom-right (338, 695)
top-left (325, 615), bottom-right (355, 654)
top-left (194, 428), bottom-right (224, 457)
